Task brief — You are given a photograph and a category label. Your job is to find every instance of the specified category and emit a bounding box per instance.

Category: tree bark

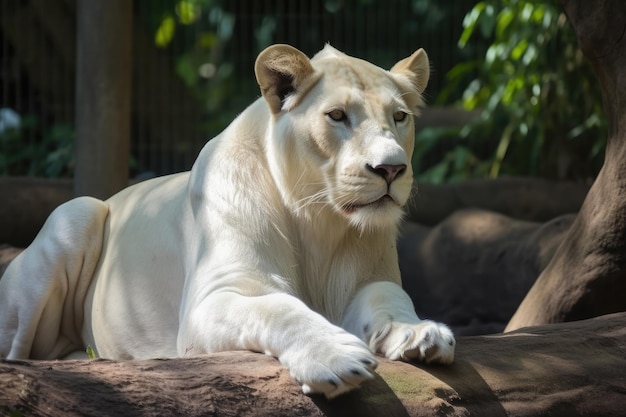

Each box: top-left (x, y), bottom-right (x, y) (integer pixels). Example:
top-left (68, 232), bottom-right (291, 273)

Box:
top-left (74, 0), bottom-right (132, 199)
top-left (506, 0), bottom-right (626, 331)
top-left (1, 313), bottom-right (625, 417)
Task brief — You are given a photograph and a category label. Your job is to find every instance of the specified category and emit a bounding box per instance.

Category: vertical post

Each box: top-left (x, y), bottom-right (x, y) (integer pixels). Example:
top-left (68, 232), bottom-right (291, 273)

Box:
top-left (74, 0), bottom-right (132, 199)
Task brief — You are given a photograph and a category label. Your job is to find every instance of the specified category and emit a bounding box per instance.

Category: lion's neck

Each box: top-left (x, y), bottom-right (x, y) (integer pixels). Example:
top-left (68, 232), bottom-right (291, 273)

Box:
top-left (293, 219), bottom-right (357, 323)
top-left (288, 209), bottom-right (395, 324)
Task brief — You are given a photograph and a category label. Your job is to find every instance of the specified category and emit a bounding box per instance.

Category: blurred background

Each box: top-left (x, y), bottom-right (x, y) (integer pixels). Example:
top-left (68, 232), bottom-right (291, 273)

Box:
top-left (0, 0), bottom-right (606, 185)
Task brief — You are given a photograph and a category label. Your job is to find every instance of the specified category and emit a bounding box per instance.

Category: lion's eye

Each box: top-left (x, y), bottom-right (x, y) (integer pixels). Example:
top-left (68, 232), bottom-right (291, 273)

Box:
top-left (393, 111), bottom-right (408, 123)
top-left (327, 109), bottom-right (347, 122)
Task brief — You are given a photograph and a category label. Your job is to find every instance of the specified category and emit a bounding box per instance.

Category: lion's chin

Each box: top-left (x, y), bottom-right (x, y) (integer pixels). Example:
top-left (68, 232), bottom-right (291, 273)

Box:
top-left (341, 195), bottom-right (396, 214)
top-left (341, 195), bottom-right (405, 231)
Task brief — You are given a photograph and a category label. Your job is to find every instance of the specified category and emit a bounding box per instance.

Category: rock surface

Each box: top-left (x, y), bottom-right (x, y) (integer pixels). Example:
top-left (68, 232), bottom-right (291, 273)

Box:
top-left (399, 210), bottom-right (574, 335)
top-left (1, 313), bottom-right (625, 417)
top-left (408, 178), bottom-right (587, 226)
top-left (0, 177), bottom-right (74, 247)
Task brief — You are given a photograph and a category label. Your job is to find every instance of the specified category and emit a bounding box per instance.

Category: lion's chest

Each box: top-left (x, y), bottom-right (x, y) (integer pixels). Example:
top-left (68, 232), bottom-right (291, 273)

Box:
top-left (292, 238), bottom-right (371, 324)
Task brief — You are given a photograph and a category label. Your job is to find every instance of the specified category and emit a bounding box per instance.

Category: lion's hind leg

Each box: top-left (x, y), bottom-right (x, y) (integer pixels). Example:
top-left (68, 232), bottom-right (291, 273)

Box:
top-left (0, 197), bottom-right (109, 359)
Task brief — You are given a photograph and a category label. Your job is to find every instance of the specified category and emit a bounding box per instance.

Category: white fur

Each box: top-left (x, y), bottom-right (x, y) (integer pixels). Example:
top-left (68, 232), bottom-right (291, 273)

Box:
top-left (0, 44), bottom-right (454, 398)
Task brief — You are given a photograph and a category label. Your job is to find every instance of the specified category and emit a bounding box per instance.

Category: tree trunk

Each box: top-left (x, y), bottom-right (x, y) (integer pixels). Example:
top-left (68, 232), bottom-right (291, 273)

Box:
top-left (74, 0), bottom-right (132, 199)
top-left (506, 0), bottom-right (626, 331)
top-left (1, 313), bottom-right (625, 417)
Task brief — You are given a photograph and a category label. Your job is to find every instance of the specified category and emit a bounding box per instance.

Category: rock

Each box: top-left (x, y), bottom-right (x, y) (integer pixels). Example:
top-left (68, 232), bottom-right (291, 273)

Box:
top-left (0, 177), bottom-right (73, 247)
top-left (382, 312), bottom-right (626, 416)
top-left (0, 244), bottom-right (22, 278)
top-left (399, 210), bottom-right (574, 335)
top-left (1, 313), bottom-right (625, 416)
top-left (407, 178), bottom-right (588, 226)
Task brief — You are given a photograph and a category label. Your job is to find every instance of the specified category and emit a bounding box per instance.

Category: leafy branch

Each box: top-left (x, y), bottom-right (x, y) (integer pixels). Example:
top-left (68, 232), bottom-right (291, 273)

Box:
top-left (415, 0), bottom-right (606, 182)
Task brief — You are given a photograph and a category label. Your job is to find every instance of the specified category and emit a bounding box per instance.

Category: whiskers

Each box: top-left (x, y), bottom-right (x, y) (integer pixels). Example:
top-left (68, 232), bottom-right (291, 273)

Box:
top-left (289, 170), bottom-right (332, 215)
top-left (291, 176), bottom-right (363, 219)
top-left (293, 187), bottom-right (329, 212)
top-left (405, 182), bottom-right (420, 213)
top-left (284, 168), bottom-right (407, 235)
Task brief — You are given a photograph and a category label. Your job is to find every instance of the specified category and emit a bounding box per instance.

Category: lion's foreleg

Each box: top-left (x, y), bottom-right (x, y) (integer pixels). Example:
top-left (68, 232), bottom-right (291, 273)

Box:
top-left (177, 291), bottom-right (378, 398)
top-left (341, 281), bottom-right (456, 364)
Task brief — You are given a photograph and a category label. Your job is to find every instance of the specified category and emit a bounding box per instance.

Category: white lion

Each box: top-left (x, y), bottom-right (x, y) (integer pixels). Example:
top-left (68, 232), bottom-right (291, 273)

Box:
top-left (0, 44), bottom-right (455, 398)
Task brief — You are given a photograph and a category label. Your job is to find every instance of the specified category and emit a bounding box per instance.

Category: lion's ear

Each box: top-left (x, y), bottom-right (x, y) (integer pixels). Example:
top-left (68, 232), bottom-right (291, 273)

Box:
top-left (390, 48), bottom-right (430, 94)
top-left (255, 44), bottom-right (318, 114)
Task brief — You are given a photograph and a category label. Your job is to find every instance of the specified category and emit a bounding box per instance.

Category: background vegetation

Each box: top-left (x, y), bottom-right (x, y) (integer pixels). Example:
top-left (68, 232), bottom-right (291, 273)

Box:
top-left (0, 0), bottom-right (606, 182)
top-left (414, 0), bottom-right (606, 183)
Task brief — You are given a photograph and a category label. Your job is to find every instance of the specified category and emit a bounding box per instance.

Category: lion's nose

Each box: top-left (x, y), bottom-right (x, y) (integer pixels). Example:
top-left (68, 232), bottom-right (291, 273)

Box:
top-left (366, 163), bottom-right (407, 185)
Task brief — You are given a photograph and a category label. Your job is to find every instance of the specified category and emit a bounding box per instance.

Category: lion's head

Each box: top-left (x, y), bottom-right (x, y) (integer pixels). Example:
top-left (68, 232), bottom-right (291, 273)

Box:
top-left (255, 44), bottom-right (429, 231)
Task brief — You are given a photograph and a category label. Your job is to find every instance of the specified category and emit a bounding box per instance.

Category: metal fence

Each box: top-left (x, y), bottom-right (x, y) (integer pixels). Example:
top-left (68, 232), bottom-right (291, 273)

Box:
top-left (1, 0), bottom-right (478, 177)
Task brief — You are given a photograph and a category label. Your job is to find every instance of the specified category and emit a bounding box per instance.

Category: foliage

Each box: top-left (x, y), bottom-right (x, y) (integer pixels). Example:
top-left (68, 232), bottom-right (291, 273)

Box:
top-left (9, 0), bottom-right (472, 178)
top-left (416, 0), bottom-right (606, 182)
top-left (0, 114), bottom-right (75, 178)
top-left (412, 126), bottom-right (490, 183)
top-left (143, 0), bottom-right (249, 135)
top-left (9, 0), bottom-right (597, 181)
top-left (141, 0), bottom-right (475, 174)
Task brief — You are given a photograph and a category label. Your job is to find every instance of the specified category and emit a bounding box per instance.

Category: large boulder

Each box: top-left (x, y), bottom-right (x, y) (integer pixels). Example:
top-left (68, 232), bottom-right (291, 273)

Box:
top-left (399, 210), bottom-right (574, 335)
top-left (0, 177), bottom-right (73, 247)
top-left (408, 178), bottom-right (587, 226)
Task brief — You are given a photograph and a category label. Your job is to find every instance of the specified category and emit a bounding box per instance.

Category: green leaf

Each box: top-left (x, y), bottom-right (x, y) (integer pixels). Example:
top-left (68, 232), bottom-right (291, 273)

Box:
top-left (176, 1), bottom-right (198, 25)
top-left (490, 124), bottom-right (514, 178)
top-left (459, 2), bottom-right (485, 47)
top-left (511, 39), bottom-right (528, 61)
top-left (155, 15), bottom-right (176, 48)
top-left (86, 346), bottom-right (98, 359)
top-left (496, 8), bottom-right (514, 38)
top-left (522, 43), bottom-right (538, 65)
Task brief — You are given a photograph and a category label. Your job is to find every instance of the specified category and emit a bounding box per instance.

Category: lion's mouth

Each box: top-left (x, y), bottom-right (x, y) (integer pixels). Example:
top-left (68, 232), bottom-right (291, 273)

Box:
top-left (342, 194), bottom-right (396, 214)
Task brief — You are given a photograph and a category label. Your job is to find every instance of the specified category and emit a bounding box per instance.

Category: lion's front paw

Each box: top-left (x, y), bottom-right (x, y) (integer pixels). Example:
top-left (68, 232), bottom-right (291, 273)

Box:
top-left (281, 331), bottom-right (378, 399)
top-left (374, 320), bottom-right (455, 365)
